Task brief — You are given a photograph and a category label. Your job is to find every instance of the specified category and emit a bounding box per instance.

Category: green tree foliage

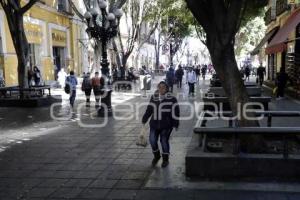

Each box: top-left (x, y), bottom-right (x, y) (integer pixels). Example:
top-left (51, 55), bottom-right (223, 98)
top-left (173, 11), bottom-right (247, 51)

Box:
top-left (235, 16), bottom-right (266, 58)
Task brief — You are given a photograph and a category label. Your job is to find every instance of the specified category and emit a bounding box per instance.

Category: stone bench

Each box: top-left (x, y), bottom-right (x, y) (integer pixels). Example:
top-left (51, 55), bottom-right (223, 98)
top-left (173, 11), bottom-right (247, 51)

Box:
top-left (0, 85), bottom-right (51, 98)
top-left (186, 111), bottom-right (300, 179)
top-left (202, 96), bottom-right (272, 111)
top-left (207, 87), bottom-right (262, 97)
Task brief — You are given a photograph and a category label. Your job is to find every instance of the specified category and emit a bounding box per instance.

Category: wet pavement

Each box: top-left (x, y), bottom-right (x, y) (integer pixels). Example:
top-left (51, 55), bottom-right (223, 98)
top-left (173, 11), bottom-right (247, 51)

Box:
top-left (0, 75), bottom-right (300, 199)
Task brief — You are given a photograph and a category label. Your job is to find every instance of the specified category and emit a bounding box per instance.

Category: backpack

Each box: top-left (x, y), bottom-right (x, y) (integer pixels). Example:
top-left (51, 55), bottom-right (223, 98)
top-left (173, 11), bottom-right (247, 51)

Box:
top-left (64, 77), bottom-right (70, 94)
top-left (82, 77), bottom-right (92, 91)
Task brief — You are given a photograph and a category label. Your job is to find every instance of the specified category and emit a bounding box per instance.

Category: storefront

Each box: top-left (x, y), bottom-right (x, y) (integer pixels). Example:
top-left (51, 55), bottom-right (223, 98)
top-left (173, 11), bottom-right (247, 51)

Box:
top-left (51, 29), bottom-right (67, 80)
top-left (24, 23), bottom-right (43, 69)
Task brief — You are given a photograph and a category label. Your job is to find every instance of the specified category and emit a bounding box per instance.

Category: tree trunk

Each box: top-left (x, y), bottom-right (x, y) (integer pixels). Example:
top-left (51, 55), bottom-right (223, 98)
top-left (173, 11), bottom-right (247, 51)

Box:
top-left (121, 54), bottom-right (129, 69)
top-left (9, 14), bottom-right (29, 98)
top-left (206, 35), bottom-right (265, 153)
top-left (112, 39), bottom-right (122, 67)
top-left (155, 33), bottom-right (161, 70)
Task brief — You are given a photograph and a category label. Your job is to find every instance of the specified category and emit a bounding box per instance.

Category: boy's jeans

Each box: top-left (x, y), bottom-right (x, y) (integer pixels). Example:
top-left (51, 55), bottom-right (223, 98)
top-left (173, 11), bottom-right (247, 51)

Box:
top-left (149, 128), bottom-right (172, 154)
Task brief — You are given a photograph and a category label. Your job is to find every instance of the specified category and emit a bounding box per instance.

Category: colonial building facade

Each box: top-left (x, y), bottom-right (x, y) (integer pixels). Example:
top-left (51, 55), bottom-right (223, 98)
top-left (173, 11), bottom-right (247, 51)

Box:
top-left (0, 0), bottom-right (88, 86)
top-left (254, 0), bottom-right (300, 97)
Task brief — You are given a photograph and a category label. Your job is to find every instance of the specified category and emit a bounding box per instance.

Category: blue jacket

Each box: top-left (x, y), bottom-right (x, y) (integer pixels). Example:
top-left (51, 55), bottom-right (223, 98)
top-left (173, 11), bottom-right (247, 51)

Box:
top-left (66, 75), bottom-right (78, 90)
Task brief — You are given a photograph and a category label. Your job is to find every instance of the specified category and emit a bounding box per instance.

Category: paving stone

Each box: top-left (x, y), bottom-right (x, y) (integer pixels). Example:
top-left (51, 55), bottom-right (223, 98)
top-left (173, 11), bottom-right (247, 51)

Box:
top-left (72, 171), bottom-right (102, 179)
top-left (106, 189), bottom-right (138, 200)
top-left (77, 188), bottom-right (110, 199)
top-left (49, 188), bottom-right (83, 199)
top-left (114, 180), bottom-right (144, 189)
top-left (62, 179), bottom-right (93, 188)
top-left (88, 179), bottom-right (118, 189)
top-left (26, 187), bottom-right (57, 198)
top-left (122, 172), bottom-right (148, 180)
top-left (37, 178), bottom-right (68, 188)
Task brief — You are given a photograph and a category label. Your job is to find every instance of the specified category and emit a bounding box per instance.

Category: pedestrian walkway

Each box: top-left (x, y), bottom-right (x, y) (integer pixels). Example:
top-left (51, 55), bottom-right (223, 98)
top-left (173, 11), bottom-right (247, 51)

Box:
top-left (0, 76), bottom-right (300, 199)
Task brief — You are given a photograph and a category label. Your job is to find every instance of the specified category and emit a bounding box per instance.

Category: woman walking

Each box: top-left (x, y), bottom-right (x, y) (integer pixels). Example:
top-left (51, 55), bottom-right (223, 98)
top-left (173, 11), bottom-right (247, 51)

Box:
top-left (92, 72), bottom-right (103, 108)
top-left (81, 72), bottom-right (92, 107)
top-left (142, 81), bottom-right (180, 168)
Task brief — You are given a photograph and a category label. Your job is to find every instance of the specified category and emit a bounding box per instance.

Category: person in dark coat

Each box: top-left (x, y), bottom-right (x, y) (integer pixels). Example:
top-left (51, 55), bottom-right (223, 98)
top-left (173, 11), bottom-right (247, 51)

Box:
top-left (33, 66), bottom-right (41, 86)
top-left (142, 81), bottom-right (180, 168)
top-left (276, 67), bottom-right (289, 99)
top-left (166, 67), bottom-right (175, 93)
top-left (81, 72), bottom-right (92, 107)
top-left (175, 65), bottom-right (184, 89)
top-left (244, 65), bottom-right (251, 81)
top-left (256, 63), bottom-right (266, 86)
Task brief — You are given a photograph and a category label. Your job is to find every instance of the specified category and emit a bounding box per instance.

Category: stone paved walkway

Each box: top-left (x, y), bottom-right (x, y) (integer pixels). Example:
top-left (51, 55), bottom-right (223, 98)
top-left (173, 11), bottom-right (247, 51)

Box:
top-left (0, 75), bottom-right (300, 199)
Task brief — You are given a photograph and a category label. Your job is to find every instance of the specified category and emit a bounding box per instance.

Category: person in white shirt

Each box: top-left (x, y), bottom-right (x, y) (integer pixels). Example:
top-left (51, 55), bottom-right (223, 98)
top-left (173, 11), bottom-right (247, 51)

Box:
top-left (186, 68), bottom-right (197, 96)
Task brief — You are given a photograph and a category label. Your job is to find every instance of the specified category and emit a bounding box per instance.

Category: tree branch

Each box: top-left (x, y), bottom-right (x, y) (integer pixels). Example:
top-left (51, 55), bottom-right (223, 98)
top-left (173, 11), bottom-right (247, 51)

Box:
top-left (20, 0), bottom-right (40, 15)
top-left (68, 0), bottom-right (86, 23)
top-left (8, 0), bottom-right (20, 12)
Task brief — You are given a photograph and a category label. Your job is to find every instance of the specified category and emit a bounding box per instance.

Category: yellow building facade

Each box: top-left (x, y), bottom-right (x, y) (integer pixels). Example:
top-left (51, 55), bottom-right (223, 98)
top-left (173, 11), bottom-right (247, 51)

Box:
top-left (263, 0), bottom-right (300, 96)
top-left (0, 0), bottom-right (87, 86)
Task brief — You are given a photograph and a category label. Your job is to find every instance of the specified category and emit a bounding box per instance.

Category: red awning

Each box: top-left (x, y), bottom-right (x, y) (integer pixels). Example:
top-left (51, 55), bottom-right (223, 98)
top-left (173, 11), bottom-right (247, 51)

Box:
top-left (266, 8), bottom-right (300, 54)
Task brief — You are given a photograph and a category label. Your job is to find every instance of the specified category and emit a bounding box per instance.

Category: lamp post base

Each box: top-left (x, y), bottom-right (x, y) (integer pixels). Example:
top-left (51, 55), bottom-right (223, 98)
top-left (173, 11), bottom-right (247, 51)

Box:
top-left (97, 89), bottom-right (113, 118)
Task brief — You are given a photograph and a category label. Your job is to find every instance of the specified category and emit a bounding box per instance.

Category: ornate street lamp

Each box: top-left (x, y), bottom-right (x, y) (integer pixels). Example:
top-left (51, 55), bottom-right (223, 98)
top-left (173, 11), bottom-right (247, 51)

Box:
top-left (84, 0), bottom-right (123, 117)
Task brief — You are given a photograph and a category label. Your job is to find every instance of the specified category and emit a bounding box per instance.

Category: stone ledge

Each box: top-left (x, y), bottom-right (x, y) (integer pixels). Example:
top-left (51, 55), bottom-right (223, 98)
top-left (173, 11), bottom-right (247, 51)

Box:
top-left (186, 134), bottom-right (300, 179)
top-left (0, 95), bottom-right (62, 107)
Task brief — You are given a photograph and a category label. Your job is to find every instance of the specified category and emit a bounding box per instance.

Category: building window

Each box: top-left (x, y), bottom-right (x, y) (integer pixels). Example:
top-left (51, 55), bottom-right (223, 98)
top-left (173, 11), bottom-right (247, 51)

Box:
top-left (57, 0), bottom-right (69, 12)
top-left (28, 43), bottom-right (41, 68)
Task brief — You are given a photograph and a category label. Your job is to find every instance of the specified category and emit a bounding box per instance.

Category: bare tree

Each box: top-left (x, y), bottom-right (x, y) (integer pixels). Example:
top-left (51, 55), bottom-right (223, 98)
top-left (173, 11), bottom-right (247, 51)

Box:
top-left (0, 0), bottom-right (40, 93)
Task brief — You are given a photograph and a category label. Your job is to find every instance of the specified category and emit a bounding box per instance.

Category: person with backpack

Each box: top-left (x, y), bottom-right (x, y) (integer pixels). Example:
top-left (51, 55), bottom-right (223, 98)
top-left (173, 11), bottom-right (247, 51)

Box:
top-left (142, 81), bottom-right (180, 168)
top-left (65, 71), bottom-right (78, 107)
top-left (92, 72), bottom-right (104, 108)
top-left (166, 67), bottom-right (175, 93)
top-left (175, 65), bottom-right (184, 89)
top-left (81, 72), bottom-right (92, 107)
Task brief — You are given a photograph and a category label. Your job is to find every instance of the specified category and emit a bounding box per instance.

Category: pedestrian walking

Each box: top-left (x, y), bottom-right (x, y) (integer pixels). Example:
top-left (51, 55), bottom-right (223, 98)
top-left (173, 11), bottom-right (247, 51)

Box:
top-left (33, 66), bottom-right (42, 86)
top-left (186, 68), bottom-right (197, 96)
top-left (81, 72), bottom-right (92, 107)
top-left (66, 71), bottom-right (78, 107)
top-left (142, 81), bottom-right (180, 168)
top-left (201, 65), bottom-right (207, 80)
top-left (166, 67), bottom-right (175, 93)
top-left (256, 63), bottom-right (266, 86)
top-left (92, 72), bottom-right (104, 108)
top-left (175, 65), bottom-right (184, 89)
top-left (276, 67), bottom-right (289, 100)
top-left (195, 66), bottom-right (200, 84)
top-left (244, 65), bottom-right (251, 81)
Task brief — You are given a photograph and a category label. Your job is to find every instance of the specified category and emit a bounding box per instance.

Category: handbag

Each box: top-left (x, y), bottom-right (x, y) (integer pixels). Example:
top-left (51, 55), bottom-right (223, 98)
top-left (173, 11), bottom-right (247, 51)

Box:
top-left (136, 125), bottom-right (148, 147)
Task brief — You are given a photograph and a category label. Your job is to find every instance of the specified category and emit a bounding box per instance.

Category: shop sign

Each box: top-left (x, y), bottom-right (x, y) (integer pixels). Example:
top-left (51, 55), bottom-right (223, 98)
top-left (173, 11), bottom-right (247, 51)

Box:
top-left (24, 23), bottom-right (43, 44)
top-left (52, 29), bottom-right (67, 47)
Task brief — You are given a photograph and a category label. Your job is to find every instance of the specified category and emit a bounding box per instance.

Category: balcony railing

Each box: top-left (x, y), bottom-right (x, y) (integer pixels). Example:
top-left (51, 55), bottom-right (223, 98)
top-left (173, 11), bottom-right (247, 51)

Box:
top-left (265, 8), bottom-right (273, 25)
top-left (276, 0), bottom-right (289, 16)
